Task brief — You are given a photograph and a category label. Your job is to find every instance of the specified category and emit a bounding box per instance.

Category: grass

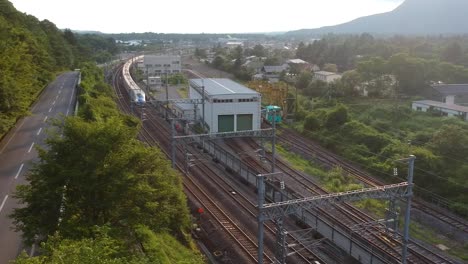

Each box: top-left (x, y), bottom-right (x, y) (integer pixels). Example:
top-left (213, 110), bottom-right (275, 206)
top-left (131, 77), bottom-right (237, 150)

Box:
top-left (409, 221), bottom-right (468, 261)
top-left (177, 86), bottom-right (189, 98)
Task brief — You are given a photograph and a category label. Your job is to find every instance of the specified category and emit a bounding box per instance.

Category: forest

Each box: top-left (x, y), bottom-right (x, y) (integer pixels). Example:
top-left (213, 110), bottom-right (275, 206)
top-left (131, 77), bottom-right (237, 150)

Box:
top-left (0, 0), bottom-right (118, 138)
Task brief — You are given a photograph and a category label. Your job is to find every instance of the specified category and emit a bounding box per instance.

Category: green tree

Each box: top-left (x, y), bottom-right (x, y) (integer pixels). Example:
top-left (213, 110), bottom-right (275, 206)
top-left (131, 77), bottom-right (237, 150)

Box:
top-left (12, 117), bottom-right (190, 244)
top-left (442, 42), bottom-right (463, 64)
top-left (340, 70), bottom-right (361, 97)
top-left (304, 113), bottom-right (321, 131)
top-left (323, 63), bottom-right (338, 73)
top-left (325, 104), bottom-right (348, 129)
top-left (252, 44), bottom-right (266, 57)
top-left (296, 71), bottom-right (313, 90)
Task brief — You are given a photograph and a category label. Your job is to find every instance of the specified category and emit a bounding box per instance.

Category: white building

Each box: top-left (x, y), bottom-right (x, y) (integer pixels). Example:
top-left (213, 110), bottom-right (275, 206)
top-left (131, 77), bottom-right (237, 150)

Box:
top-left (148, 76), bottom-right (162, 88)
top-left (189, 79), bottom-right (261, 133)
top-left (314, 71), bottom-right (342, 83)
top-left (139, 55), bottom-right (181, 76)
top-left (412, 100), bottom-right (468, 121)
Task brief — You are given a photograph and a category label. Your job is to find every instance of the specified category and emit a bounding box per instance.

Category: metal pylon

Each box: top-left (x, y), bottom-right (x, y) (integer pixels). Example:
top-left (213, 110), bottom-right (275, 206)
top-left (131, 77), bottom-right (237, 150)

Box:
top-left (275, 217), bottom-right (286, 264)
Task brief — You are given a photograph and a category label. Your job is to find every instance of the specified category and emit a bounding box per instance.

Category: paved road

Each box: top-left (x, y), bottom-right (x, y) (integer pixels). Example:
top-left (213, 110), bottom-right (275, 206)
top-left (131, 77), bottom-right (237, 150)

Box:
top-left (0, 72), bottom-right (78, 263)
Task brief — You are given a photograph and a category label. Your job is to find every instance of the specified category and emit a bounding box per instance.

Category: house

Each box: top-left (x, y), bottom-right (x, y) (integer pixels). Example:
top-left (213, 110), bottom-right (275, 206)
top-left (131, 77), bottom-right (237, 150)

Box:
top-left (138, 55), bottom-right (181, 76)
top-left (243, 60), bottom-right (265, 74)
top-left (287, 58), bottom-right (311, 73)
top-left (261, 64), bottom-right (290, 82)
top-left (314, 71), bottom-right (341, 83)
top-left (412, 100), bottom-right (468, 121)
top-left (431, 84), bottom-right (468, 105)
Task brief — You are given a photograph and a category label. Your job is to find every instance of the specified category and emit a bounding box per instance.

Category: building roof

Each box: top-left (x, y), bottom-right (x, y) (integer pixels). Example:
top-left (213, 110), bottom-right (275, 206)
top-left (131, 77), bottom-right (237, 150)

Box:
top-left (287, 59), bottom-right (309, 64)
top-left (413, 100), bottom-right (468, 113)
top-left (432, 84), bottom-right (468, 96)
top-left (262, 65), bottom-right (289, 73)
top-left (189, 78), bottom-right (259, 96)
top-left (143, 55), bottom-right (180, 63)
top-left (243, 60), bottom-right (264, 69)
top-left (315, 71), bottom-right (340, 76)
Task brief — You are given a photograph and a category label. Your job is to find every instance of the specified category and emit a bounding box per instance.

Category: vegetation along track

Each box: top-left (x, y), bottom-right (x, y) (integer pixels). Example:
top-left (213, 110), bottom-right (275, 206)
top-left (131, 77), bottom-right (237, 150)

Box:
top-left (225, 137), bottom-right (458, 263)
top-left (276, 127), bottom-right (468, 234)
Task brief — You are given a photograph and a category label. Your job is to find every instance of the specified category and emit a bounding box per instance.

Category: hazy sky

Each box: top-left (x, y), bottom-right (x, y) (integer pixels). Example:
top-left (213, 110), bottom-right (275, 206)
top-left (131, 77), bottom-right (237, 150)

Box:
top-left (10, 0), bottom-right (404, 33)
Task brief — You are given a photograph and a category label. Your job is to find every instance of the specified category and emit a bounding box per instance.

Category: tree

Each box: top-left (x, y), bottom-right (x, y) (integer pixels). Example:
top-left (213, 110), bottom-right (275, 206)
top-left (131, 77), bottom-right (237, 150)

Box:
top-left (304, 113), bottom-right (321, 131)
top-left (428, 124), bottom-right (468, 161)
top-left (325, 104), bottom-right (348, 129)
top-left (296, 71), bottom-right (313, 90)
top-left (252, 44), bottom-right (266, 57)
top-left (264, 56), bottom-right (281, 66)
top-left (304, 80), bottom-right (327, 98)
top-left (212, 56), bottom-right (225, 69)
top-left (442, 42), bottom-right (463, 64)
top-left (194, 48), bottom-right (207, 58)
top-left (12, 117), bottom-right (190, 244)
top-left (323, 63), bottom-right (338, 73)
top-left (340, 70), bottom-right (361, 97)
top-left (356, 56), bottom-right (387, 81)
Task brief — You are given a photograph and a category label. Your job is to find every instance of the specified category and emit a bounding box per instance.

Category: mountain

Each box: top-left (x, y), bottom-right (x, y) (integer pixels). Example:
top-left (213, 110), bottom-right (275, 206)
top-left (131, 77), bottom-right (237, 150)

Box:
top-left (287, 0), bottom-right (468, 36)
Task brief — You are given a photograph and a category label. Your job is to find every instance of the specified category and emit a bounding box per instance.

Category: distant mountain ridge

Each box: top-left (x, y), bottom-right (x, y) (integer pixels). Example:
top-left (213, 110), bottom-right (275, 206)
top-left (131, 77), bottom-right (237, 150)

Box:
top-left (287, 0), bottom-right (468, 36)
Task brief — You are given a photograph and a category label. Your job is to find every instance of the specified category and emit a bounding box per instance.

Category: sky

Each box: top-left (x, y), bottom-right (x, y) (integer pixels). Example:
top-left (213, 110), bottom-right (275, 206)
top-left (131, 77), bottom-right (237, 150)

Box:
top-left (9, 0), bottom-right (404, 34)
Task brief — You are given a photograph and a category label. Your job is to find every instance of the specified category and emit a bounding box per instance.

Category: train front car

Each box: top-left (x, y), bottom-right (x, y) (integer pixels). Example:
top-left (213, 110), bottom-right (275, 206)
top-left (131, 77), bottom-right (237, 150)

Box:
top-left (263, 105), bottom-right (282, 124)
top-left (135, 89), bottom-right (146, 104)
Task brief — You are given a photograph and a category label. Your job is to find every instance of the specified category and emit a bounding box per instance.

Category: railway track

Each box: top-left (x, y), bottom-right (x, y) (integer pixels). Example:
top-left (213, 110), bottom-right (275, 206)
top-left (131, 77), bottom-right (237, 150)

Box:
top-left (276, 127), bottom-right (468, 234)
top-left (110, 64), bottom-right (276, 263)
top-left (225, 137), bottom-right (458, 263)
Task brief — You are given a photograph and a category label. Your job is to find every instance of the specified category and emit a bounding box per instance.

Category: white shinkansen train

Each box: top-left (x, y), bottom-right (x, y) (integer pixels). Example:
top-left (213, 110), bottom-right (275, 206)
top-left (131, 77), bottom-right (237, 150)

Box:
top-left (122, 56), bottom-right (146, 104)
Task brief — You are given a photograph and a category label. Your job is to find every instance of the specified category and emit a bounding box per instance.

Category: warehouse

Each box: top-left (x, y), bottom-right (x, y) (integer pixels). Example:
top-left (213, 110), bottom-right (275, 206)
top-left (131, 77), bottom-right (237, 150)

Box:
top-left (138, 55), bottom-right (181, 76)
top-left (189, 78), bottom-right (261, 133)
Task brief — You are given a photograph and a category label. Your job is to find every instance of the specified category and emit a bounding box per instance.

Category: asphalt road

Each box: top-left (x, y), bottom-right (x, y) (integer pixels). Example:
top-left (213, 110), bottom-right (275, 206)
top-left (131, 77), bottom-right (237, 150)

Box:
top-left (0, 72), bottom-right (78, 263)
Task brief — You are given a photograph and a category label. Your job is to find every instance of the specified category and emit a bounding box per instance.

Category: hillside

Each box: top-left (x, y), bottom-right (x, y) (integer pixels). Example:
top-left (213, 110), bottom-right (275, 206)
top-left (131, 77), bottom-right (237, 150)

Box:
top-left (287, 0), bottom-right (468, 36)
top-left (0, 0), bottom-right (117, 138)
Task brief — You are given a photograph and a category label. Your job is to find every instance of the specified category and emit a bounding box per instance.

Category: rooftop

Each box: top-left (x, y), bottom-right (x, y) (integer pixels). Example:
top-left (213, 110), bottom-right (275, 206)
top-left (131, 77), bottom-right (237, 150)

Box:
top-left (143, 55), bottom-right (180, 63)
top-left (262, 65), bottom-right (289, 73)
top-left (287, 59), bottom-right (309, 64)
top-left (432, 84), bottom-right (468, 96)
top-left (189, 78), bottom-right (259, 96)
top-left (413, 100), bottom-right (468, 113)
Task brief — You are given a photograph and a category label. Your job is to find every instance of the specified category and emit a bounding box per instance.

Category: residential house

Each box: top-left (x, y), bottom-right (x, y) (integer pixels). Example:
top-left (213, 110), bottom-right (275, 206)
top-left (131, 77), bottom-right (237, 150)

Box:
top-left (261, 64), bottom-right (290, 82)
top-left (314, 71), bottom-right (341, 83)
top-left (431, 84), bottom-right (468, 105)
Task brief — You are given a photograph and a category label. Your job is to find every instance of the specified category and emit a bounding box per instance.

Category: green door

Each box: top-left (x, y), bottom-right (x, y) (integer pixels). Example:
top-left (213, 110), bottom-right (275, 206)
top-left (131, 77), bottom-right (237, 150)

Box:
top-left (237, 114), bottom-right (253, 131)
top-left (218, 115), bottom-right (234, 132)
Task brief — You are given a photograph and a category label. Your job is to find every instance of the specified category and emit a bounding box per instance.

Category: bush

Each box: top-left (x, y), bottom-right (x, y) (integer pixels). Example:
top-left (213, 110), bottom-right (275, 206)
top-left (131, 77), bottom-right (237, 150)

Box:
top-left (304, 113), bottom-right (321, 131)
top-left (325, 104), bottom-right (349, 129)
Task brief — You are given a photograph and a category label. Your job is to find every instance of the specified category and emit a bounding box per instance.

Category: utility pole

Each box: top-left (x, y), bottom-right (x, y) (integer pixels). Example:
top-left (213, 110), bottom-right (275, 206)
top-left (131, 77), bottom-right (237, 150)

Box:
top-left (257, 174), bottom-right (266, 264)
top-left (170, 118), bottom-right (176, 168)
top-left (146, 64), bottom-right (149, 90)
top-left (201, 79), bottom-right (205, 132)
top-left (271, 110), bottom-right (276, 173)
top-left (401, 155), bottom-right (416, 264)
top-left (165, 71), bottom-right (169, 120)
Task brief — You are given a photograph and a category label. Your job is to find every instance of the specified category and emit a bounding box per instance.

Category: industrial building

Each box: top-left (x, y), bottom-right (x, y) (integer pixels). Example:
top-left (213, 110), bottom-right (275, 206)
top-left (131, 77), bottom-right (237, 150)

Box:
top-left (189, 78), bottom-right (261, 133)
top-left (138, 55), bottom-right (181, 76)
top-left (412, 100), bottom-right (468, 121)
